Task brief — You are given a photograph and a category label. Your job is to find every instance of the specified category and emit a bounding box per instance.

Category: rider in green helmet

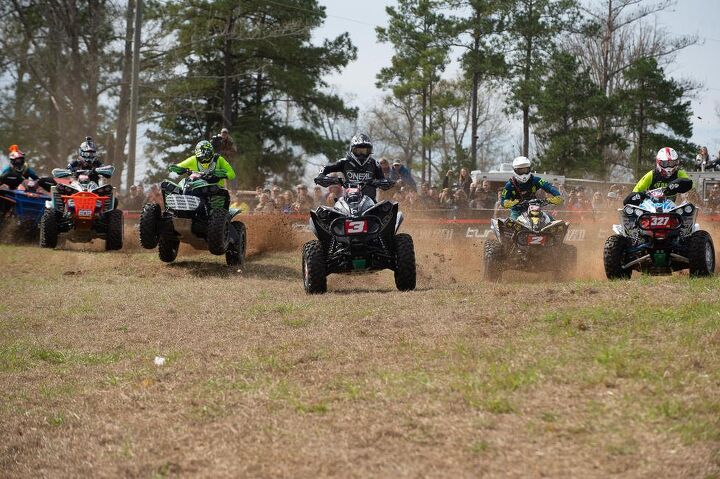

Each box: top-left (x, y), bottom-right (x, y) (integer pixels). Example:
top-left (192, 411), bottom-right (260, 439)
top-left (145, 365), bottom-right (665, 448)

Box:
top-left (170, 140), bottom-right (236, 188)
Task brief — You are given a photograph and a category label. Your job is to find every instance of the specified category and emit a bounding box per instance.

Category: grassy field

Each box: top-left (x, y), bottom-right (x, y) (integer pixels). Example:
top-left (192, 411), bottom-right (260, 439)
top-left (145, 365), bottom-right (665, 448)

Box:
top-left (1, 238), bottom-right (719, 478)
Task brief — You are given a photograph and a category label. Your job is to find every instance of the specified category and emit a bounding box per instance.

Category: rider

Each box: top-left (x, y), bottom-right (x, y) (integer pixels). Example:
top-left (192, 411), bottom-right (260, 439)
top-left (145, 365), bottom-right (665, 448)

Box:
top-left (624, 147), bottom-right (693, 205)
top-left (317, 134), bottom-right (386, 200)
top-left (1, 145), bottom-right (41, 189)
top-left (170, 140), bottom-right (236, 208)
top-left (501, 156), bottom-right (564, 219)
top-left (68, 137), bottom-right (104, 183)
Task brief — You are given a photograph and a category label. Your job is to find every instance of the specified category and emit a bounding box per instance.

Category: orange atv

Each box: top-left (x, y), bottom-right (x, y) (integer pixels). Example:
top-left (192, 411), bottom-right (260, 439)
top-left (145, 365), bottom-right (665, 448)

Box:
top-left (39, 166), bottom-right (123, 250)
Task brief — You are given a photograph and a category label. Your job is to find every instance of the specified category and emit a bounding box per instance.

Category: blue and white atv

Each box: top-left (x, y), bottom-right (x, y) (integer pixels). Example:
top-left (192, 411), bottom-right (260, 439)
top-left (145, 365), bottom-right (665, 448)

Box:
top-left (604, 188), bottom-right (714, 278)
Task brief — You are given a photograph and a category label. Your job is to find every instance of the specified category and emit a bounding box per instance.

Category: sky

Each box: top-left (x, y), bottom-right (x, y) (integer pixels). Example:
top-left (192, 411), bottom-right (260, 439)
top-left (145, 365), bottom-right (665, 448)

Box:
top-left (315, 0), bottom-right (720, 158)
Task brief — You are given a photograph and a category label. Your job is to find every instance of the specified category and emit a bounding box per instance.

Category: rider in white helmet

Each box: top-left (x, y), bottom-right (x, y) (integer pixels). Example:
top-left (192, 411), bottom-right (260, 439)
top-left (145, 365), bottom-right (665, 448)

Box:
top-left (501, 156), bottom-right (564, 219)
top-left (624, 147), bottom-right (693, 205)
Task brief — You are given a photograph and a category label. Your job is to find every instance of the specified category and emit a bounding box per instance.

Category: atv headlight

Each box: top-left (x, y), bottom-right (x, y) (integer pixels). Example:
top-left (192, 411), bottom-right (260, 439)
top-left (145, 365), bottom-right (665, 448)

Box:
top-left (623, 205), bottom-right (634, 215)
top-left (94, 185), bottom-right (112, 196)
top-left (684, 205), bottom-right (694, 214)
top-left (634, 209), bottom-right (643, 217)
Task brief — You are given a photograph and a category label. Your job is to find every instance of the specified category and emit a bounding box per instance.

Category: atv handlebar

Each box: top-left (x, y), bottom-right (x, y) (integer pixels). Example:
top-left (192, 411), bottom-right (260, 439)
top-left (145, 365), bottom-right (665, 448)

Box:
top-left (516, 198), bottom-right (548, 209)
top-left (313, 175), bottom-right (396, 190)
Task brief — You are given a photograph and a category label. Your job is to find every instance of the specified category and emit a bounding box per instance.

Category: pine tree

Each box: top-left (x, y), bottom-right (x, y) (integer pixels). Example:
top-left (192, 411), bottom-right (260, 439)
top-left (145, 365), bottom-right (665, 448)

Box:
top-left (501, 0), bottom-right (578, 158)
top-left (533, 52), bottom-right (609, 177)
top-left (376, 0), bottom-right (454, 183)
top-left (143, 0), bottom-right (357, 188)
top-left (617, 58), bottom-right (693, 177)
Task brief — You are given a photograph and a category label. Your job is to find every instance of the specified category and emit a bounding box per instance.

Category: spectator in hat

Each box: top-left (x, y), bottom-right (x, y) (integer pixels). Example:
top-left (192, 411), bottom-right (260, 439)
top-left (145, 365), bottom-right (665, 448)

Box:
top-left (293, 184), bottom-right (315, 212)
top-left (388, 160), bottom-right (417, 191)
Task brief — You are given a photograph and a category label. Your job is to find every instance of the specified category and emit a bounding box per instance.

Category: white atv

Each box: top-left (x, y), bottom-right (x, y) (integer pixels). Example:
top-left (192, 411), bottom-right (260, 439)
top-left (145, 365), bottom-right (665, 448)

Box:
top-left (604, 188), bottom-right (714, 278)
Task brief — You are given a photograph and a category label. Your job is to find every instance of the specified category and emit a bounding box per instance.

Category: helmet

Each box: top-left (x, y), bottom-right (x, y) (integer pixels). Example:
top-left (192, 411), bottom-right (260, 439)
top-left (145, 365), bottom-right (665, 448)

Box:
top-left (195, 140), bottom-right (214, 165)
top-left (78, 137), bottom-right (97, 166)
top-left (210, 135), bottom-right (222, 151)
top-left (512, 156), bottom-right (532, 183)
top-left (8, 145), bottom-right (25, 171)
top-left (348, 133), bottom-right (373, 167)
top-left (656, 147), bottom-right (679, 178)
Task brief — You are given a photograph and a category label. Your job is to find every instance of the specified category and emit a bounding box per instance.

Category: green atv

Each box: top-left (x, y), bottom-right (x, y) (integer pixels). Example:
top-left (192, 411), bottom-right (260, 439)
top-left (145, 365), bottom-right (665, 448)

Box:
top-left (138, 167), bottom-right (246, 266)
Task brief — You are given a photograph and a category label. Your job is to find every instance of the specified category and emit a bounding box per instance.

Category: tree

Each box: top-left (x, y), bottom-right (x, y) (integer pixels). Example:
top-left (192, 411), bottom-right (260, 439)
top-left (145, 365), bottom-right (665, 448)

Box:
top-left (565, 0), bottom-right (697, 175)
top-left (0, 0), bottom-right (121, 169)
top-left (617, 57), bottom-right (693, 177)
top-left (533, 52), bottom-right (611, 176)
top-left (363, 95), bottom-right (422, 169)
top-left (433, 77), bottom-right (510, 174)
top-left (449, 0), bottom-right (506, 169)
top-left (143, 0), bottom-right (357, 188)
top-left (501, 0), bottom-right (579, 158)
top-left (376, 0), bottom-right (453, 183)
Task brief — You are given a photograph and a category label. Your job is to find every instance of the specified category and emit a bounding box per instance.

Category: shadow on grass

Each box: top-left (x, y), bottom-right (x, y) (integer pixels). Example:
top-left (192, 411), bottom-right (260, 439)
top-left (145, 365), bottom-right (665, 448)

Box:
top-left (329, 287), bottom-right (430, 295)
top-left (168, 259), bottom-right (297, 280)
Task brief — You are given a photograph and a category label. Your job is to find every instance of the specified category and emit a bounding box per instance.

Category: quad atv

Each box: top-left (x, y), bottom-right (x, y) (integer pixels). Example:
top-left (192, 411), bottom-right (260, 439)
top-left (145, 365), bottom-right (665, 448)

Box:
top-left (604, 187), bottom-right (714, 279)
top-left (39, 166), bottom-right (123, 250)
top-left (138, 168), bottom-right (246, 266)
top-left (302, 175), bottom-right (415, 294)
top-left (484, 199), bottom-right (576, 281)
top-left (0, 178), bottom-right (52, 238)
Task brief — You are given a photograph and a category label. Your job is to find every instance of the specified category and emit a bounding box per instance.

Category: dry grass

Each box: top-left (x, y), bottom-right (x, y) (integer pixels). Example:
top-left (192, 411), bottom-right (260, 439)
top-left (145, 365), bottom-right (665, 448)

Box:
top-left (1, 230), bottom-right (719, 477)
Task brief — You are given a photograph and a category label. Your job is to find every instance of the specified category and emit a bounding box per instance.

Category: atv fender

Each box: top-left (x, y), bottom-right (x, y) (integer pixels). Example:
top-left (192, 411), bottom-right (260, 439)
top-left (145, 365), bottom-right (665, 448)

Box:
top-left (489, 218), bottom-right (501, 240)
top-left (612, 224), bottom-right (624, 236)
top-left (394, 211), bottom-right (404, 233)
top-left (228, 208), bottom-right (242, 220)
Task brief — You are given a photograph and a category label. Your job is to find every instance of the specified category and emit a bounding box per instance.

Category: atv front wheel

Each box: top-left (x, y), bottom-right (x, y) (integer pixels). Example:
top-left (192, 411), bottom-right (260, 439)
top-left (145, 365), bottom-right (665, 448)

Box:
top-left (603, 235), bottom-right (631, 280)
top-left (688, 230), bottom-right (715, 277)
top-left (158, 236), bottom-right (180, 263)
top-left (105, 209), bottom-right (124, 251)
top-left (483, 238), bottom-right (504, 281)
top-left (226, 221), bottom-right (247, 267)
top-left (394, 233), bottom-right (416, 291)
top-left (138, 203), bottom-right (161, 249)
top-left (302, 240), bottom-right (327, 294)
top-left (207, 209), bottom-right (229, 255)
top-left (39, 209), bottom-right (59, 248)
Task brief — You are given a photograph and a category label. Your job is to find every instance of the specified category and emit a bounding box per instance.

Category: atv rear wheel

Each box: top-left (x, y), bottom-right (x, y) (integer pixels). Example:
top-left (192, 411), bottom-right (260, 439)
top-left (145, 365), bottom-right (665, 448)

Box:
top-left (483, 238), bottom-right (504, 281)
top-left (207, 209), bottom-right (229, 255)
top-left (603, 235), bottom-right (631, 280)
top-left (302, 240), bottom-right (327, 294)
top-left (555, 244), bottom-right (577, 280)
top-left (39, 209), bottom-right (59, 248)
top-left (226, 221), bottom-right (247, 267)
top-left (105, 209), bottom-right (124, 251)
top-left (688, 230), bottom-right (715, 277)
top-left (139, 203), bottom-right (161, 249)
top-left (394, 233), bottom-right (416, 291)
top-left (158, 236), bottom-right (180, 263)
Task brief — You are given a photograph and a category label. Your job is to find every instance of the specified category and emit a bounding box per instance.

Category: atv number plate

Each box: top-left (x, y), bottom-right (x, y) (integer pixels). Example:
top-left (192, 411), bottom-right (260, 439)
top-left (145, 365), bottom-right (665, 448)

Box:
top-left (527, 235), bottom-right (546, 245)
top-left (344, 219), bottom-right (368, 235)
top-left (78, 209), bottom-right (93, 217)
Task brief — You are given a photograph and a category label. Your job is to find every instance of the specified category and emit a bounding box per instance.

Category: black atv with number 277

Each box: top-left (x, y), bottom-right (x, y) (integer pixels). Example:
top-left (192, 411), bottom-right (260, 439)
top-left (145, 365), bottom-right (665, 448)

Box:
top-left (302, 175), bottom-right (416, 294)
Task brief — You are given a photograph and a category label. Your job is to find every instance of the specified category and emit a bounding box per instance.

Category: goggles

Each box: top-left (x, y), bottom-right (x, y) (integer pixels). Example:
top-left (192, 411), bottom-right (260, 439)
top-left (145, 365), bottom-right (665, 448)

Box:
top-left (514, 167), bottom-right (531, 175)
top-left (658, 158), bottom-right (679, 168)
top-left (352, 146), bottom-right (371, 156)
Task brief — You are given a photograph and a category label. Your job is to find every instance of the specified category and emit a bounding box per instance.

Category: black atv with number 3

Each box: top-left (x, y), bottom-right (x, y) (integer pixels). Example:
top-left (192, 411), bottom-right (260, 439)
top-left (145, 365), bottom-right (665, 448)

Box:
top-left (302, 175), bottom-right (416, 294)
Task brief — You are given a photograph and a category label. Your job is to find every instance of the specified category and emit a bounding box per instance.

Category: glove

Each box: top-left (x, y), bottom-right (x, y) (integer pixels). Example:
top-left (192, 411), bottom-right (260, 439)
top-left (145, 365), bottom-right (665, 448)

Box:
top-left (623, 191), bottom-right (647, 206)
top-left (374, 179), bottom-right (396, 190)
top-left (169, 165), bottom-right (187, 174)
top-left (502, 199), bottom-right (519, 209)
top-left (212, 169), bottom-right (228, 179)
top-left (547, 195), bottom-right (564, 205)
